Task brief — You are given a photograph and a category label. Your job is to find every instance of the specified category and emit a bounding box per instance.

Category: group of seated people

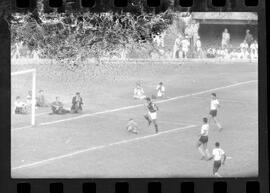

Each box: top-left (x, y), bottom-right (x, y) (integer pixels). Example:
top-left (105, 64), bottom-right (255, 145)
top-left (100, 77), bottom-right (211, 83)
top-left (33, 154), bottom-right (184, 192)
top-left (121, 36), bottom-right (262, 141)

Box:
top-left (133, 82), bottom-right (166, 100)
top-left (205, 40), bottom-right (258, 60)
top-left (14, 90), bottom-right (83, 115)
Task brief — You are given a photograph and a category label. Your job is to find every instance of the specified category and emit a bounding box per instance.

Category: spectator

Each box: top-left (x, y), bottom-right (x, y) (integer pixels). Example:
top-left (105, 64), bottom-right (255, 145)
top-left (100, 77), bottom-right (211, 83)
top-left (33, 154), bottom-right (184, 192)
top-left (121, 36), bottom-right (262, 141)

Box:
top-left (240, 40), bottom-right (249, 59)
top-left (244, 29), bottom-right (254, 47)
top-left (181, 36), bottom-right (190, 59)
top-left (250, 40), bottom-right (258, 59)
top-left (50, 97), bottom-right (70, 115)
top-left (196, 36), bottom-right (203, 58)
top-left (221, 28), bottom-right (230, 49)
top-left (71, 92), bottom-right (83, 113)
top-left (14, 96), bottom-right (27, 114)
top-left (36, 90), bottom-right (48, 107)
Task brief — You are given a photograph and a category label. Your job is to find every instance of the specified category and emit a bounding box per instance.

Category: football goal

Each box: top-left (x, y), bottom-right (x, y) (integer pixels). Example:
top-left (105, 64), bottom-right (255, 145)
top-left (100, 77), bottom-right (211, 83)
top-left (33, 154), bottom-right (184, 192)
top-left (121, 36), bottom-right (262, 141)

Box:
top-left (11, 69), bottom-right (36, 126)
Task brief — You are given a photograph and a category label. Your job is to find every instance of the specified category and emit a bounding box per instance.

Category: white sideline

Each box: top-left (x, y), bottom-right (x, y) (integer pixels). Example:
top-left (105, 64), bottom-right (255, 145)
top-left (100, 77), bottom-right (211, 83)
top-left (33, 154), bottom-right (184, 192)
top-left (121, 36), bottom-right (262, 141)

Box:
top-left (12, 79), bottom-right (257, 131)
top-left (12, 124), bottom-right (197, 170)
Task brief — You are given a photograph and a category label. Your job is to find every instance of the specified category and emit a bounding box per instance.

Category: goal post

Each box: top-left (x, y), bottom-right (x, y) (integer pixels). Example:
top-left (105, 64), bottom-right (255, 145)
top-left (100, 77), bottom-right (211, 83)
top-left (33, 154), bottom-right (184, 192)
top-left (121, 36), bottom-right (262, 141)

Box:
top-left (11, 69), bottom-right (36, 126)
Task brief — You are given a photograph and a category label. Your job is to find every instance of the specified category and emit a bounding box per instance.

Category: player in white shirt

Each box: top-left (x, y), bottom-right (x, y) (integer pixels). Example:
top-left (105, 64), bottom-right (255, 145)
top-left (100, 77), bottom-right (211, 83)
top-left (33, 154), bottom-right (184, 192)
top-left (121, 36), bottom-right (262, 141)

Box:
top-left (181, 36), bottom-right (190, 59)
top-left (196, 36), bottom-right (203, 58)
top-left (196, 117), bottom-right (211, 160)
top-left (173, 36), bottom-right (182, 59)
top-left (156, 82), bottom-right (165, 98)
top-left (208, 142), bottom-right (227, 177)
top-left (133, 83), bottom-right (146, 100)
top-left (209, 93), bottom-right (223, 131)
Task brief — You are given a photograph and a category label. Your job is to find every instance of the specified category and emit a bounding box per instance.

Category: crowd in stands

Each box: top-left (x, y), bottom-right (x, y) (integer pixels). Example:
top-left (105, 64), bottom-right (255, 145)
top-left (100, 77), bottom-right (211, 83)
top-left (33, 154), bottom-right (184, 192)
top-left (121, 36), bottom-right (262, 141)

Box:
top-left (173, 27), bottom-right (258, 60)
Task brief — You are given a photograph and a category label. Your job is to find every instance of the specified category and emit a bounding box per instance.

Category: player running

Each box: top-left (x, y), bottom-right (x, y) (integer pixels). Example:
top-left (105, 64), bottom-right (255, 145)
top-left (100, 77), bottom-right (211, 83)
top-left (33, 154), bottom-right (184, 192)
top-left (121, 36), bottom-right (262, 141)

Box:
top-left (209, 93), bottom-right (223, 131)
top-left (144, 97), bottom-right (159, 133)
top-left (197, 117), bottom-right (211, 160)
top-left (208, 142), bottom-right (227, 177)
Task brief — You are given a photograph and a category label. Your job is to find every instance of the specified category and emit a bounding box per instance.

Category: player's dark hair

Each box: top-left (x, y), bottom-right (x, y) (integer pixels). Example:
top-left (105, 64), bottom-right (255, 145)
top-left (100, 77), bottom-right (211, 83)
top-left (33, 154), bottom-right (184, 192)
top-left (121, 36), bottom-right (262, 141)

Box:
top-left (215, 142), bottom-right (220, 147)
top-left (16, 96), bottom-right (20, 100)
top-left (159, 82), bottom-right (163, 85)
top-left (211, 93), bottom-right (216, 97)
top-left (146, 97), bottom-right (151, 101)
top-left (203, 117), bottom-right (208, 123)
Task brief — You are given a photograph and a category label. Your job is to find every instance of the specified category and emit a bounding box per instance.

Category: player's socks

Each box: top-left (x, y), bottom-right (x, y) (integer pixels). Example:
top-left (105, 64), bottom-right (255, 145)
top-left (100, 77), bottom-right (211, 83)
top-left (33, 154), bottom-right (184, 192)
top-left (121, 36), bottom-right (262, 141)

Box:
top-left (155, 124), bottom-right (158, 133)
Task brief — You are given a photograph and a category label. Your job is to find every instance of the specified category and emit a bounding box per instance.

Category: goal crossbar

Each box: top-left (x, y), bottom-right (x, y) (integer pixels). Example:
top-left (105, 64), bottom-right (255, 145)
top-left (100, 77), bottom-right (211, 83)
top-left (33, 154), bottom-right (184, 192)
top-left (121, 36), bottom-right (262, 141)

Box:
top-left (11, 69), bottom-right (36, 126)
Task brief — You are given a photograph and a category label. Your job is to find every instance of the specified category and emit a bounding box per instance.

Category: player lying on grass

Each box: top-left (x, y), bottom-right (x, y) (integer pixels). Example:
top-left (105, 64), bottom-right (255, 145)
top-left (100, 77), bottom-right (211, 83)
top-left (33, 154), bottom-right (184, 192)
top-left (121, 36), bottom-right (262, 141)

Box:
top-left (13, 96), bottom-right (28, 114)
top-left (71, 92), bottom-right (83, 113)
top-left (126, 118), bottom-right (138, 134)
top-left (144, 97), bottom-right (159, 133)
top-left (50, 97), bottom-right (70, 115)
top-left (208, 142), bottom-right (227, 177)
top-left (209, 93), bottom-right (223, 131)
top-left (134, 82), bottom-right (146, 100)
top-left (197, 117), bottom-right (211, 160)
top-left (156, 82), bottom-right (166, 98)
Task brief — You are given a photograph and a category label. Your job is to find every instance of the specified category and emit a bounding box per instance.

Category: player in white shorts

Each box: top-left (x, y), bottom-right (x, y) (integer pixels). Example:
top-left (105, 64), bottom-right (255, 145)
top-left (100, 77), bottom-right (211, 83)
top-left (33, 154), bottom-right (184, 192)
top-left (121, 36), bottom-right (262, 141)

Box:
top-left (181, 36), bottom-right (190, 59)
top-left (156, 82), bottom-right (165, 98)
top-left (197, 117), bottom-right (211, 160)
top-left (144, 97), bottom-right (159, 133)
top-left (208, 142), bottom-right (227, 177)
top-left (209, 93), bottom-right (223, 131)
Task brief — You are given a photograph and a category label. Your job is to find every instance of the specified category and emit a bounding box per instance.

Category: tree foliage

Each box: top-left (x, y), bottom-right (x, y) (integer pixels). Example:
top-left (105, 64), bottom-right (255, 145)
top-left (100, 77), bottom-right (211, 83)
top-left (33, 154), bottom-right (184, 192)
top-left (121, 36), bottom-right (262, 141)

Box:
top-left (10, 0), bottom-right (175, 68)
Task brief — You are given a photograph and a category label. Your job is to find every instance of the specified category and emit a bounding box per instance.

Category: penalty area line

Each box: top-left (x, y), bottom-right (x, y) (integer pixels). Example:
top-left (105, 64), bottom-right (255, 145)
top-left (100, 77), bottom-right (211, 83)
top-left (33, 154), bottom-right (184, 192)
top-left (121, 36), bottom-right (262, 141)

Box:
top-left (12, 124), bottom-right (197, 170)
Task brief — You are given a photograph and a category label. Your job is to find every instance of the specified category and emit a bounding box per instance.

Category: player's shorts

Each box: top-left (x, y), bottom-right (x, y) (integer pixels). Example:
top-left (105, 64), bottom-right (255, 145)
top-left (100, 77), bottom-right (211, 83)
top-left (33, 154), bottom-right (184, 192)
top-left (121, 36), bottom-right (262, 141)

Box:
top-left (148, 112), bottom-right (157, 120)
top-left (213, 160), bottom-right (222, 171)
top-left (199, 136), bottom-right (208, 144)
top-left (209, 109), bottom-right (217, 117)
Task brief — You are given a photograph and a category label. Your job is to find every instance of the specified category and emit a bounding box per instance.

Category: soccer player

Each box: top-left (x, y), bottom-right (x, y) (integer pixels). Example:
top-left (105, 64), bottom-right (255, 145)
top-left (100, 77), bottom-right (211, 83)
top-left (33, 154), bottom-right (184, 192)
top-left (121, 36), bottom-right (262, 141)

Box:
top-left (197, 117), bottom-right (210, 160)
top-left (144, 97), bottom-right (159, 133)
top-left (126, 118), bottom-right (138, 134)
top-left (209, 93), bottom-right (223, 131)
top-left (133, 83), bottom-right (146, 100)
top-left (208, 142), bottom-right (227, 177)
top-left (156, 82), bottom-right (165, 98)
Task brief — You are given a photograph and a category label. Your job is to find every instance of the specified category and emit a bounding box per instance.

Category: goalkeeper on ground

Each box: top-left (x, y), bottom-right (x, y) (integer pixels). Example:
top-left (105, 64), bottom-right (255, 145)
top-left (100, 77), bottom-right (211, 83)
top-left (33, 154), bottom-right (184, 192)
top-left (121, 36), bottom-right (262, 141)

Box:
top-left (126, 118), bottom-right (138, 134)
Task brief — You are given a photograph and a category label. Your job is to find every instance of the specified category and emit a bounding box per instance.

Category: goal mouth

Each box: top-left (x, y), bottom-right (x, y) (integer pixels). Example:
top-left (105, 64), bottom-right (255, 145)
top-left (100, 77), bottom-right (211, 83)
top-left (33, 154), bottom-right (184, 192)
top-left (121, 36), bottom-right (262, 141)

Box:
top-left (11, 69), bottom-right (36, 126)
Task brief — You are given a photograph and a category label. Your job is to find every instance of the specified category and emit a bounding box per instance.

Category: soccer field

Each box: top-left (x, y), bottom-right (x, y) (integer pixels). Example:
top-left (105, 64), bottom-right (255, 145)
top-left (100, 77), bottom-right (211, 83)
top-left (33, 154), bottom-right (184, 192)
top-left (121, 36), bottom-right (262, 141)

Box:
top-left (11, 59), bottom-right (258, 178)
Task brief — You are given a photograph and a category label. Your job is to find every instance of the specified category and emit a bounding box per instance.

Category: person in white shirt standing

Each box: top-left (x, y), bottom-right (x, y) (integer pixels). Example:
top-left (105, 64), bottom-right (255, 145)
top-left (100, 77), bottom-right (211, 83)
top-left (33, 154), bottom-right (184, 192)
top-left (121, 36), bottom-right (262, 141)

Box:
top-left (250, 40), bottom-right (258, 60)
top-left (208, 142), bottom-right (227, 177)
top-left (221, 28), bottom-right (230, 49)
top-left (196, 117), bottom-right (211, 160)
top-left (181, 36), bottom-right (190, 59)
top-left (209, 93), bottom-right (223, 131)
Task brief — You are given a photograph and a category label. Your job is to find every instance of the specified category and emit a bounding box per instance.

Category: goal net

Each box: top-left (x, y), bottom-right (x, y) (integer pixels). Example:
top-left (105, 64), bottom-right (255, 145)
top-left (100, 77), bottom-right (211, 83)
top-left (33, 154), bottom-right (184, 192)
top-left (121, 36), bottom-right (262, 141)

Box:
top-left (11, 69), bottom-right (36, 127)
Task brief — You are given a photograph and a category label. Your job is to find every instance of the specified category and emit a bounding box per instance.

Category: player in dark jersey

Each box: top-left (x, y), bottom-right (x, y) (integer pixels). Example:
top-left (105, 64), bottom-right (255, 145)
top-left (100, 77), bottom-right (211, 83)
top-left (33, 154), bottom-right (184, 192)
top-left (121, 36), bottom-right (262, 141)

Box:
top-left (144, 97), bottom-right (159, 133)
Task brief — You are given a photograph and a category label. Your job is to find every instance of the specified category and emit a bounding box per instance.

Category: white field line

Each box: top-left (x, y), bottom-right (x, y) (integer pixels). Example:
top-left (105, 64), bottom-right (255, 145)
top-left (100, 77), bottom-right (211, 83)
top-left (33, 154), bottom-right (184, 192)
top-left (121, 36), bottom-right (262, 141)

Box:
top-left (12, 80), bottom-right (257, 131)
top-left (12, 124), bottom-right (197, 170)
